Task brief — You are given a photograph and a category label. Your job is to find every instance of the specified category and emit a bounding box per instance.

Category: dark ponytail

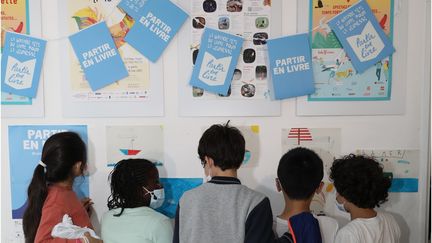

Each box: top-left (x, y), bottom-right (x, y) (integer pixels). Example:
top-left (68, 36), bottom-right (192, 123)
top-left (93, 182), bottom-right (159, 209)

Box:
top-left (23, 132), bottom-right (87, 243)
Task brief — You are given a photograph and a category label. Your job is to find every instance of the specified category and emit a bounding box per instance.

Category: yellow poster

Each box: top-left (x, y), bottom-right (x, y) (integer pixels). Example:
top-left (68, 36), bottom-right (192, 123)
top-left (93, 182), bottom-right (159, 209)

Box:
top-left (309, 0), bottom-right (393, 100)
top-left (68, 0), bottom-right (150, 101)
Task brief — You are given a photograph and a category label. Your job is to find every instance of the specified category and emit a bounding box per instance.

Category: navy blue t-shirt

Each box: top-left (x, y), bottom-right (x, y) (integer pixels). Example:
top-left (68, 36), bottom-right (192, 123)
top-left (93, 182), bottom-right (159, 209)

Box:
top-left (276, 212), bottom-right (322, 243)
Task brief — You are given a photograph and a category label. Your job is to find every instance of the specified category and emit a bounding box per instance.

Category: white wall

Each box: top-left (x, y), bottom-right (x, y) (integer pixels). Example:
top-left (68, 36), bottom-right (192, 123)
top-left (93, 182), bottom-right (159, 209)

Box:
top-left (1, 0), bottom-right (430, 242)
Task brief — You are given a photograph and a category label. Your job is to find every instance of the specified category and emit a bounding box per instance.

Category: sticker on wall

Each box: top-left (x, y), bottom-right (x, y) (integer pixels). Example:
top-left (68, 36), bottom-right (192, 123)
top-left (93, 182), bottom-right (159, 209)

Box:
top-left (1, 32), bottom-right (46, 98)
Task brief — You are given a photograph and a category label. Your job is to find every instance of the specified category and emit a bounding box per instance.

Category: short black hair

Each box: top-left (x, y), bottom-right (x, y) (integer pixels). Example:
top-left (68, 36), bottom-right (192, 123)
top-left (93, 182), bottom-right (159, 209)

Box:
top-left (330, 154), bottom-right (391, 208)
top-left (107, 159), bottom-right (157, 216)
top-left (198, 122), bottom-right (245, 171)
top-left (277, 147), bottom-right (324, 200)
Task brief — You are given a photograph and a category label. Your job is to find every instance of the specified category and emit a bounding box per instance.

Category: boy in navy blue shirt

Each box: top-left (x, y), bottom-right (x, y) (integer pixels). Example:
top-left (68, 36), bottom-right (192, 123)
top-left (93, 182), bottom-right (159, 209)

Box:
top-left (274, 147), bottom-right (324, 243)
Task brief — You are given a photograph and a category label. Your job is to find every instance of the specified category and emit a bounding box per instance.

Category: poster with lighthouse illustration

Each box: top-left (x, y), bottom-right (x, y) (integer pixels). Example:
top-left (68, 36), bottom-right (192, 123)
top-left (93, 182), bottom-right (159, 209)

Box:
top-left (282, 128), bottom-right (341, 215)
top-left (106, 125), bottom-right (164, 167)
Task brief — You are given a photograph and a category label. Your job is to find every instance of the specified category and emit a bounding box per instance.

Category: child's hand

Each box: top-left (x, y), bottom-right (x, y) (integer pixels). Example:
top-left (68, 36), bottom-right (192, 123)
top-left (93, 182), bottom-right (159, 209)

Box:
top-left (82, 233), bottom-right (103, 243)
top-left (81, 198), bottom-right (94, 216)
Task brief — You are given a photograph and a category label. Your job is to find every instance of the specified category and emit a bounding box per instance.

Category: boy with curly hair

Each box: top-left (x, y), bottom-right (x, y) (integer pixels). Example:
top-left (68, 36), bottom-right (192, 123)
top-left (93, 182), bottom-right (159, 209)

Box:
top-left (330, 154), bottom-right (401, 243)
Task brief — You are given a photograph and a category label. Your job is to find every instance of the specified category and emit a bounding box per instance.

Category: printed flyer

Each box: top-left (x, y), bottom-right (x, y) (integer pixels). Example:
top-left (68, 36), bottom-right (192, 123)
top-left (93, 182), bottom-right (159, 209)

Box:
top-left (309, 0), bottom-right (393, 101)
top-left (68, 0), bottom-right (151, 102)
top-left (190, 0), bottom-right (273, 100)
top-left (1, 0), bottom-right (33, 104)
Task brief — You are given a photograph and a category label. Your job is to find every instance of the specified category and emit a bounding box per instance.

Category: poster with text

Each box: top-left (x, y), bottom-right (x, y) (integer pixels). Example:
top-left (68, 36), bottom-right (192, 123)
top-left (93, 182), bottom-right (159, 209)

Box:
top-left (189, 0), bottom-right (273, 100)
top-left (8, 125), bottom-right (89, 219)
top-left (1, 0), bottom-right (33, 105)
top-left (267, 33), bottom-right (315, 99)
top-left (190, 28), bottom-right (243, 95)
top-left (157, 178), bottom-right (203, 218)
top-left (125, 0), bottom-right (188, 62)
top-left (2, 32), bottom-right (46, 98)
top-left (309, 0), bottom-right (393, 101)
top-left (327, 0), bottom-right (395, 73)
top-left (356, 149), bottom-right (419, 192)
top-left (106, 125), bottom-right (164, 167)
top-left (69, 21), bottom-right (128, 91)
top-left (68, 0), bottom-right (151, 102)
top-left (118, 0), bottom-right (149, 20)
top-left (282, 128), bottom-right (341, 215)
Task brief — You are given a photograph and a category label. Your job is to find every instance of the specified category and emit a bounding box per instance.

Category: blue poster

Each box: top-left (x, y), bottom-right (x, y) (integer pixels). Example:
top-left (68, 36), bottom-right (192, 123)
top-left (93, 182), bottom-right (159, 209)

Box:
top-left (156, 178), bottom-right (202, 218)
top-left (1, 32), bottom-right (46, 98)
top-left (8, 125), bottom-right (89, 219)
top-left (189, 28), bottom-right (243, 96)
top-left (327, 0), bottom-right (395, 73)
top-left (69, 22), bottom-right (128, 91)
top-left (117, 0), bottom-right (148, 20)
top-left (267, 34), bottom-right (315, 100)
top-left (125, 0), bottom-right (188, 62)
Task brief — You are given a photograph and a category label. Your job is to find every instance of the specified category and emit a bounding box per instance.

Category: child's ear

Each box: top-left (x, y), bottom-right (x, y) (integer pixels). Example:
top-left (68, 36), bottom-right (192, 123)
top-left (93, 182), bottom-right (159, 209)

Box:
top-left (73, 161), bottom-right (83, 176)
top-left (205, 156), bottom-right (214, 167)
top-left (315, 181), bottom-right (324, 194)
top-left (275, 178), bottom-right (282, 192)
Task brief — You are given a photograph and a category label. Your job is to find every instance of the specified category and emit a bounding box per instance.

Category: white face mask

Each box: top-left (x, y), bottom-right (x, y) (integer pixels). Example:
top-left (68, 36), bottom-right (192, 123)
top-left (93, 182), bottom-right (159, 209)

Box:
top-left (335, 200), bottom-right (348, 213)
top-left (204, 167), bottom-right (212, 182)
top-left (144, 187), bottom-right (165, 209)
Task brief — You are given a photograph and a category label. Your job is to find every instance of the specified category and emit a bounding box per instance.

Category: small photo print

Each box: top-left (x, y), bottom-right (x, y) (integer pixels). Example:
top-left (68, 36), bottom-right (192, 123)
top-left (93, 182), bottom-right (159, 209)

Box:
top-left (255, 65), bottom-right (267, 80)
top-left (253, 32), bottom-right (268, 45)
top-left (192, 49), bottom-right (199, 65)
top-left (218, 17), bottom-right (230, 30)
top-left (203, 0), bottom-right (217, 12)
top-left (255, 17), bottom-right (269, 29)
top-left (233, 69), bottom-right (242, 80)
top-left (227, 0), bottom-right (243, 12)
top-left (243, 48), bottom-right (256, 63)
top-left (241, 84), bottom-right (256, 97)
top-left (192, 86), bottom-right (204, 97)
top-left (193, 17), bottom-right (206, 29)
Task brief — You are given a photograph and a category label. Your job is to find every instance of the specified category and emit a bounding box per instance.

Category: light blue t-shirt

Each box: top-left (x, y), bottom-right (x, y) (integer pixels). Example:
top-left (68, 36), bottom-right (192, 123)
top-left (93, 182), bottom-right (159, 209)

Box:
top-left (101, 207), bottom-right (173, 243)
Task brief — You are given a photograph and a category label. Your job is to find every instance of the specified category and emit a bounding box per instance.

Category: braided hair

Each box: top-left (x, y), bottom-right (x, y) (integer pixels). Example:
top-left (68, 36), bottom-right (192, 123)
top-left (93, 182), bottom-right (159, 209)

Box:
top-left (107, 159), bottom-right (157, 216)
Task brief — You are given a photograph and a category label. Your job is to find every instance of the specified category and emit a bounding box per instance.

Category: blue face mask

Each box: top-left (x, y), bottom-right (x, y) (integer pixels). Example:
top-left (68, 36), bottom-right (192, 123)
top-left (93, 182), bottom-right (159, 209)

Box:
top-left (144, 187), bottom-right (165, 209)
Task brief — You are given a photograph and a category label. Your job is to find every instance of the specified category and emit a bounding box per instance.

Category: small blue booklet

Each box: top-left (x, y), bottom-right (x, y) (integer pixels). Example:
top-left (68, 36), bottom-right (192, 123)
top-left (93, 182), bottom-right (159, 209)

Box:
top-left (328, 0), bottom-right (395, 73)
top-left (267, 33), bottom-right (315, 100)
top-left (69, 21), bottom-right (128, 91)
top-left (1, 32), bottom-right (46, 98)
top-left (189, 28), bottom-right (243, 96)
top-left (125, 0), bottom-right (188, 62)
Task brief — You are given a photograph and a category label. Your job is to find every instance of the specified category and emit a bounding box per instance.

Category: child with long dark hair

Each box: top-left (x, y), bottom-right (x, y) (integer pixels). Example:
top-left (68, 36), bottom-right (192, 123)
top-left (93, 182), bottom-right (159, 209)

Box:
top-left (101, 159), bottom-right (172, 243)
top-left (23, 132), bottom-right (101, 243)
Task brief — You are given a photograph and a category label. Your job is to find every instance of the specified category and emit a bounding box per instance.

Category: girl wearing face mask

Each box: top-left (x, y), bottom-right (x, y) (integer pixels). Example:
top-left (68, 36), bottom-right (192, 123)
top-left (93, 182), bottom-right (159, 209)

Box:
top-left (101, 159), bottom-right (173, 243)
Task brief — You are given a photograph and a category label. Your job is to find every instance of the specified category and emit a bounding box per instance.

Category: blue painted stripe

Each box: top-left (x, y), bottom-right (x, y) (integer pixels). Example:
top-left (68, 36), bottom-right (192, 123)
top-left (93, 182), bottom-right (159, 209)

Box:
top-left (389, 178), bottom-right (418, 193)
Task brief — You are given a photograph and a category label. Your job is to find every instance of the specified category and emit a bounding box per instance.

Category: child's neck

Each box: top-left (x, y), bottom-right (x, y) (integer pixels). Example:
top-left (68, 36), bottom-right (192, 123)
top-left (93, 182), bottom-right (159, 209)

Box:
top-left (279, 198), bottom-right (311, 220)
top-left (53, 177), bottom-right (74, 189)
top-left (349, 207), bottom-right (377, 220)
top-left (211, 168), bottom-right (237, 178)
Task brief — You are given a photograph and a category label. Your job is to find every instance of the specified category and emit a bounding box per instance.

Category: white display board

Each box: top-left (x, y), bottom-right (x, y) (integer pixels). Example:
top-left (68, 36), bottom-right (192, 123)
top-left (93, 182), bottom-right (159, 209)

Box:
top-left (177, 0), bottom-right (282, 116)
top-left (1, 0), bottom-right (45, 118)
top-left (0, 0), bottom-right (430, 243)
top-left (57, 0), bottom-right (164, 117)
